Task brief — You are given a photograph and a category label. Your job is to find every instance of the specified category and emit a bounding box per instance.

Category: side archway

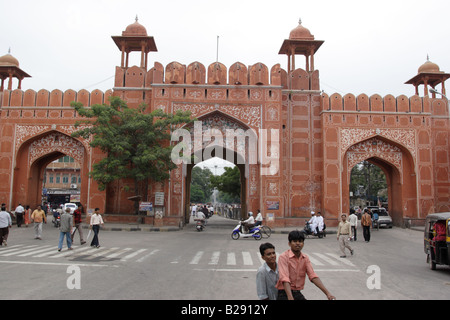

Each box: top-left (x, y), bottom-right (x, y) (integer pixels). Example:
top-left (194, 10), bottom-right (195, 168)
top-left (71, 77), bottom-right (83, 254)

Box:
top-left (342, 136), bottom-right (417, 226)
top-left (12, 131), bottom-right (89, 210)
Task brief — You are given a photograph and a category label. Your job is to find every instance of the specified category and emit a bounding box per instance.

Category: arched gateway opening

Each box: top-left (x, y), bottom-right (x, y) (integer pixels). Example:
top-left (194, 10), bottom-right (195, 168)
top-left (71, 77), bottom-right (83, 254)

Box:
top-left (175, 111), bottom-right (259, 225)
top-left (343, 137), bottom-right (417, 226)
top-left (11, 131), bottom-right (89, 211)
top-left (184, 150), bottom-right (247, 225)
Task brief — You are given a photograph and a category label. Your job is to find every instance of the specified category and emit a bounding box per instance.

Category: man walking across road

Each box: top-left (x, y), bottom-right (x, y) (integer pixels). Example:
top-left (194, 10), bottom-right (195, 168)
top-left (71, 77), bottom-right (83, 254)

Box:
top-left (276, 230), bottom-right (335, 300)
top-left (0, 206), bottom-right (12, 246)
top-left (58, 208), bottom-right (73, 251)
top-left (71, 204), bottom-right (86, 245)
top-left (337, 214), bottom-right (354, 258)
top-left (361, 209), bottom-right (372, 242)
top-left (90, 208), bottom-right (104, 248)
top-left (31, 205), bottom-right (47, 240)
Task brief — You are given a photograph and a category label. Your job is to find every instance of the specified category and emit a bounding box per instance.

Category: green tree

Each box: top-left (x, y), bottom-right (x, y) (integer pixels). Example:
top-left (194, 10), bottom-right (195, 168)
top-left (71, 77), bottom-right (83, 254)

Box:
top-left (190, 166), bottom-right (213, 203)
top-left (350, 161), bottom-right (387, 203)
top-left (71, 96), bottom-right (194, 214)
top-left (210, 166), bottom-right (241, 200)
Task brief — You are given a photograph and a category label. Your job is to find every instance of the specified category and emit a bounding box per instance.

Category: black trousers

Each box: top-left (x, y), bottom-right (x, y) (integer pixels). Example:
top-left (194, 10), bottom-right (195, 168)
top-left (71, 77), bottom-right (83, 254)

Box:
top-left (90, 225), bottom-right (100, 247)
top-left (363, 226), bottom-right (371, 242)
top-left (277, 290), bottom-right (306, 300)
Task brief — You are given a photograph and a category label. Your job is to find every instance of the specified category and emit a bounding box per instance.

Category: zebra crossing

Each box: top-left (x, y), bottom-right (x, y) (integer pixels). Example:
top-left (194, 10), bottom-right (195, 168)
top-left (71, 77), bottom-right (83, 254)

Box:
top-left (0, 244), bottom-right (357, 269)
top-left (186, 250), bottom-right (356, 269)
top-left (0, 244), bottom-right (154, 263)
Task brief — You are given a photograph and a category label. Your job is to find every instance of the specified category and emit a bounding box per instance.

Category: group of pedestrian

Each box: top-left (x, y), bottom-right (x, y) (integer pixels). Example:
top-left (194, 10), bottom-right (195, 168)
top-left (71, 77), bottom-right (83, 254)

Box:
top-left (0, 202), bottom-right (104, 251)
top-left (12, 203), bottom-right (33, 228)
top-left (57, 206), bottom-right (104, 250)
top-left (256, 230), bottom-right (336, 300)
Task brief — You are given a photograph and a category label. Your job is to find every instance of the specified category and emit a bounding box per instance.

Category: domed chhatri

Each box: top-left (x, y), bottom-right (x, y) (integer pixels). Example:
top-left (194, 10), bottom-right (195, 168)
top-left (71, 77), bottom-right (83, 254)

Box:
top-left (111, 16), bottom-right (157, 69)
top-left (279, 19), bottom-right (324, 76)
top-left (405, 56), bottom-right (450, 96)
top-left (0, 49), bottom-right (31, 91)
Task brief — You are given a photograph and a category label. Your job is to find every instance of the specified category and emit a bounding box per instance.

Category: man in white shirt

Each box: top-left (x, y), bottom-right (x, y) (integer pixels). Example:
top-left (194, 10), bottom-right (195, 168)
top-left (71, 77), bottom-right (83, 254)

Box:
top-left (255, 210), bottom-right (263, 226)
top-left (242, 212), bottom-right (255, 233)
top-left (14, 203), bottom-right (25, 227)
top-left (348, 210), bottom-right (358, 241)
top-left (316, 211), bottom-right (324, 233)
top-left (191, 204), bottom-right (197, 218)
top-left (308, 211), bottom-right (318, 234)
top-left (0, 206), bottom-right (12, 246)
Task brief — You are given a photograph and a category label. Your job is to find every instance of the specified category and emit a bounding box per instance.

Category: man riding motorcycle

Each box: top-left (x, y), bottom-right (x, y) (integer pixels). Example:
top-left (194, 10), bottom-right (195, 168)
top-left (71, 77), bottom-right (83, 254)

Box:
top-left (242, 212), bottom-right (255, 233)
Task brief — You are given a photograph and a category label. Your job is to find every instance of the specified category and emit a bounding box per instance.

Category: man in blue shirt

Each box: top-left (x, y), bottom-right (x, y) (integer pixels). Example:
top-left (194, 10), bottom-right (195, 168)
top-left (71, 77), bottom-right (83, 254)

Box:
top-left (256, 242), bottom-right (279, 300)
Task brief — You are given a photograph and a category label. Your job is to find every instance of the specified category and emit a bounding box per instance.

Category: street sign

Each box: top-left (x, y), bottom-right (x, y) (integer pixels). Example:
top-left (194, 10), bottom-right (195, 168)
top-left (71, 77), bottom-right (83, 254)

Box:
top-left (155, 192), bottom-right (164, 206)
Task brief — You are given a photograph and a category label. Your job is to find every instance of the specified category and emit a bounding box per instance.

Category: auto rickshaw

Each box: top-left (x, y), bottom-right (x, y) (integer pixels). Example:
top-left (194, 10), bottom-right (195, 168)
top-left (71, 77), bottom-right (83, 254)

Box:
top-left (424, 212), bottom-right (450, 270)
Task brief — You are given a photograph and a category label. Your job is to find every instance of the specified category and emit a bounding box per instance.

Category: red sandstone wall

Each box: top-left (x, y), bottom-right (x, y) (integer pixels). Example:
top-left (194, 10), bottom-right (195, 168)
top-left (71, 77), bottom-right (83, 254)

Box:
top-left (320, 92), bottom-right (450, 225)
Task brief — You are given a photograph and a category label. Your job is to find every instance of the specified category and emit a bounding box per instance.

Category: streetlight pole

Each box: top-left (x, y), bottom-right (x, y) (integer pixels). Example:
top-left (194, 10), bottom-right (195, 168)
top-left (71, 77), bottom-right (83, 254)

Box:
top-left (429, 88), bottom-right (450, 120)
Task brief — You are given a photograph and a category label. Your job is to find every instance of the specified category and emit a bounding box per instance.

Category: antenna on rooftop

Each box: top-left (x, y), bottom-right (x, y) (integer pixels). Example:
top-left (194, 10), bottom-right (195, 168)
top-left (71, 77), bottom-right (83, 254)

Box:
top-left (216, 36), bottom-right (219, 62)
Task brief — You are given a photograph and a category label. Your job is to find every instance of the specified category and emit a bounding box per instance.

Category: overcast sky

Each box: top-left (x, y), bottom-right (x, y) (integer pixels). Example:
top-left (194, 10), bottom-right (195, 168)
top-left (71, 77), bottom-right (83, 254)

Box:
top-left (2, 0), bottom-right (449, 98)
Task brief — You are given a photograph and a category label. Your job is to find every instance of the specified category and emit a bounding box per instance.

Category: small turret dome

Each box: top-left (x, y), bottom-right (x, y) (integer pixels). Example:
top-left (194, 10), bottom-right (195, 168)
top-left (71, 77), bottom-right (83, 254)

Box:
top-left (418, 58), bottom-right (441, 74)
top-left (122, 16), bottom-right (147, 36)
top-left (289, 19), bottom-right (315, 40)
top-left (0, 52), bottom-right (19, 67)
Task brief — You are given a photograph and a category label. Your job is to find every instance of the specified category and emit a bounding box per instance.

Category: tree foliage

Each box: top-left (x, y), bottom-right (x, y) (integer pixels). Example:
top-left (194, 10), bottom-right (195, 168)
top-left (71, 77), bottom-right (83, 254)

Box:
top-left (350, 161), bottom-right (387, 202)
top-left (190, 166), bottom-right (213, 203)
top-left (71, 97), bottom-right (194, 211)
top-left (210, 166), bottom-right (241, 200)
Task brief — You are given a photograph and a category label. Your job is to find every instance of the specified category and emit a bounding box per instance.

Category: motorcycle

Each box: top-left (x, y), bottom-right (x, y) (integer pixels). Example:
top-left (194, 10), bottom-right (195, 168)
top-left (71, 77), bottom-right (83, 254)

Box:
top-left (231, 221), bottom-right (262, 240)
top-left (303, 221), bottom-right (325, 238)
top-left (195, 219), bottom-right (206, 232)
top-left (52, 209), bottom-right (61, 228)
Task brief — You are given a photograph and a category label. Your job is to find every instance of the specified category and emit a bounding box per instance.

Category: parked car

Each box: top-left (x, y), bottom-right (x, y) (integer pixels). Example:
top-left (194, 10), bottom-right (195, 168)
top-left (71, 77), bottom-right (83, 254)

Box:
top-left (63, 203), bottom-right (77, 214)
top-left (364, 206), bottom-right (393, 228)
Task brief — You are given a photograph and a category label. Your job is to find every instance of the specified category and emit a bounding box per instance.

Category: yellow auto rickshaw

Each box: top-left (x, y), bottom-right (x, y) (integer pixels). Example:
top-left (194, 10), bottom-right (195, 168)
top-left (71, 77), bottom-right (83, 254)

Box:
top-left (424, 212), bottom-right (450, 270)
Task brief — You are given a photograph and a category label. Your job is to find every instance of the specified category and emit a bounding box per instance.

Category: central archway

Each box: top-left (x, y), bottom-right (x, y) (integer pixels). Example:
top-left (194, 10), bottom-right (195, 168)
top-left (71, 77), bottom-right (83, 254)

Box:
top-left (175, 111), bottom-right (260, 225)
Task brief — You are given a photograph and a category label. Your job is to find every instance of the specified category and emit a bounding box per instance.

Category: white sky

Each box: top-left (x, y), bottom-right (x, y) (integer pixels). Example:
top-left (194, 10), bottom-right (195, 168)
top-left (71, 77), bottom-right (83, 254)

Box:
top-left (2, 0), bottom-right (449, 98)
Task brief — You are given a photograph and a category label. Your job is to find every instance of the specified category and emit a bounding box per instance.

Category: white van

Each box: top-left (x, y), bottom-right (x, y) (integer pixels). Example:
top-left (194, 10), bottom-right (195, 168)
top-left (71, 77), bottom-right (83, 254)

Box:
top-left (63, 203), bottom-right (77, 214)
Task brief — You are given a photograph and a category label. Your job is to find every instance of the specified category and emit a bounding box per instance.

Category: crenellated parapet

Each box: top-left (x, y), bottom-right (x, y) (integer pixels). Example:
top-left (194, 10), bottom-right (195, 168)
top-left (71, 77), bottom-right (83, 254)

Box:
top-left (1, 88), bottom-right (113, 108)
top-left (114, 61), bottom-right (289, 88)
top-left (322, 92), bottom-right (449, 119)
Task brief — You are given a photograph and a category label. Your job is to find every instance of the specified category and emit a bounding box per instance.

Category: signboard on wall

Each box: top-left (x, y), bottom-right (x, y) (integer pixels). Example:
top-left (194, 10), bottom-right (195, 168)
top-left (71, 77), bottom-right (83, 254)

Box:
top-left (155, 192), bottom-right (164, 206)
top-left (266, 201), bottom-right (279, 210)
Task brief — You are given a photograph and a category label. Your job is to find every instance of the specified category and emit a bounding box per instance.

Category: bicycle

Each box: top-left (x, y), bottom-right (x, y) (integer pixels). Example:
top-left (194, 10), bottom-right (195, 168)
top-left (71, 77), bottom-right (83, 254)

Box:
top-left (259, 225), bottom-right (272, 238)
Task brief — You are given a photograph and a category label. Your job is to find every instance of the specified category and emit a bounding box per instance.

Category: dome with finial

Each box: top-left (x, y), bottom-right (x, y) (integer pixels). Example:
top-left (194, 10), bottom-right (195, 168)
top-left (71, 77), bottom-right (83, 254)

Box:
top-left (0, 49), bottom-right (19, 67)
top-left (418, 56), bottom-right (441, 74)
top-left (289, 19), bottom-right (315, 40)
top-left (122, 16), bottom-right (148, 36)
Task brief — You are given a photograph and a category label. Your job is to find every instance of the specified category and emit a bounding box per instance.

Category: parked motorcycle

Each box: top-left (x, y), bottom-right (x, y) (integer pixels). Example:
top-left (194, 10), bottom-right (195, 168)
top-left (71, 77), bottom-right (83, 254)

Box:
top-left (303, 221), bottom-right (326, 238)
top-left (231, 221), bottom-right (262, 240)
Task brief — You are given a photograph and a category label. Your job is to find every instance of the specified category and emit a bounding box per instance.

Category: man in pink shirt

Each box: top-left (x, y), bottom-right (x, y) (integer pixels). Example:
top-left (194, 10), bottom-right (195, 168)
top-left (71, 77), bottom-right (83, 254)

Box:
top-left (276, 230), bottom-right (336, 300)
